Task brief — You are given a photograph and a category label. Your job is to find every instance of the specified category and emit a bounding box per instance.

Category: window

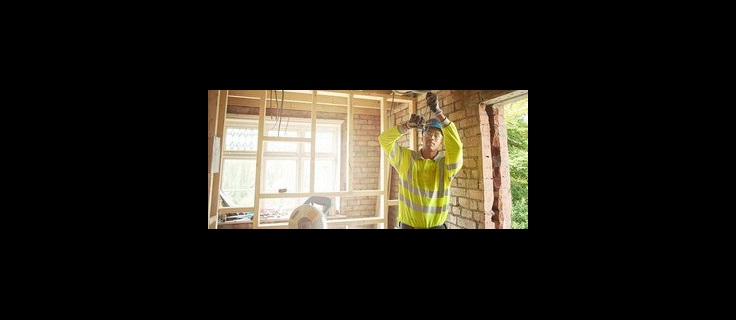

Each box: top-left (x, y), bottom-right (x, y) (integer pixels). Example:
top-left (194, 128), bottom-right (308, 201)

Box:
top-left (220, 117), bottom-right (342, 214)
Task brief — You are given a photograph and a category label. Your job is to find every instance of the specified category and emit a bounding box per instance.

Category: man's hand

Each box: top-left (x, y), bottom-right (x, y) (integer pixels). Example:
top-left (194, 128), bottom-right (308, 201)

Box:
top-left (406, 113), bottom-right (426, 130)
top-left (427, 92), bottom-right (442, 115)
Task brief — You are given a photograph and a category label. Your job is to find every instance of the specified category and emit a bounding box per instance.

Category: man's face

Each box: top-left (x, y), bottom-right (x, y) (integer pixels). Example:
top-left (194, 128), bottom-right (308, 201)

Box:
top-left (423, 129), bottom-right (443, 151)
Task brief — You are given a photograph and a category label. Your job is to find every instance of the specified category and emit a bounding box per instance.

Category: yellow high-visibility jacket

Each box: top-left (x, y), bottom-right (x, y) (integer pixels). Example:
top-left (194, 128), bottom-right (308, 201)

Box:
top-left (379, 118), bottom-right (463, 228)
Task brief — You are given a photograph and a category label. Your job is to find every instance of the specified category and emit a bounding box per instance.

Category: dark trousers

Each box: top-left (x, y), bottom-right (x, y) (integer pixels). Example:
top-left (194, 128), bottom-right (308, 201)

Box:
top-left (400, 222), bottom-right (448, 229)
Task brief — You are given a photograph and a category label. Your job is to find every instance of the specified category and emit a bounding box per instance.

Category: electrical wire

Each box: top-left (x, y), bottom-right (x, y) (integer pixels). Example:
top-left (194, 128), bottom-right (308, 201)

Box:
top-left (269, 90), bottom-right (285, 134)
top-left (268, 90), bottom-right (273, 120)
top-left (277, 90), bottom-right (284, 137)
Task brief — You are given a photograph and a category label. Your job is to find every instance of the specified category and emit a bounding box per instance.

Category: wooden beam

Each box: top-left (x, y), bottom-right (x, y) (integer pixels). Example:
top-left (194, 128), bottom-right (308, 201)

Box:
top-left (313, 90), bottom-right (393, 97)
top-left (316, 90), bottom-right (347, 97)
top-left (310, 91), bottom-right (317, 193)
top-left (209, 215), bottom-right (219, 226)
top-left (385, 93), bottom-right (416, 106)
top-left (347, 92), bottom-right (353, 192)
top-left (482, 90), bottom-right (528, 106)
top-left (253, 90), bottom-right (267, 228)
top-left (228, 91), bottom-right (383, 108)
top-left (254, 217), bottom-right (387, 229)
top-left (352, 94), bottom-right (386, 101)
top-left (479, 90), bottom-right (526, 105)
top-left (325, 217), bottom-right (386, 227)
top-left (228, 90), bottom-right (264, 98)
top-left (209, 90), bottom-right (228, 229)
top-left (254, 223), bottom-right (289, 229)
top-left (227, 96), bottom-right (381, 110)
top-left (346, 92), bottom-right (352, 192)
top-left (208, 90), bottom-right (218, 229)
top-left (208, 173), bottom-right (213, 225)
top-left (257, 190), bottom-right (385, 198)
top-left (229, 90), bottom-right (393, 100)
top-left (381, 96), bottom-right (387, 227)
top-left (218, 207), bottom-right (256, 215)
top-left (262, 136), bottom-right (311, 143)
top-left (227, 100), bottom-right (380, 114)
top-left (228, 98), bottom-right (379, 115)
top-left (285, 90), bottom-right (386, 98)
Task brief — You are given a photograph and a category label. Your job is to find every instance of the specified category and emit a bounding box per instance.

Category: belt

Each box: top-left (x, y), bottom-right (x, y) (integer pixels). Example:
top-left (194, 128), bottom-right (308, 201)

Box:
top-left (400, 222), bottom-right (447, 229)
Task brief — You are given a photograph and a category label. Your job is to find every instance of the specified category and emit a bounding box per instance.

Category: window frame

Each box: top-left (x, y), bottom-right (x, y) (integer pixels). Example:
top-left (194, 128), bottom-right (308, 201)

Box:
top-left (221, 116), bottom-right (342, 208)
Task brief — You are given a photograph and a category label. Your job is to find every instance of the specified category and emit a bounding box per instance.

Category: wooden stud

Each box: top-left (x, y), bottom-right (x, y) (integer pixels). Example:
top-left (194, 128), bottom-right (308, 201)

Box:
top-left (310, 91), bottom-right (317, 193)
top-left (381, 97), bottom-right (388, 228)
top-left (257, 217), bottom-right (387, 229)
top-left (346, 92), bottom-right (353, 192)
top-left (481, 90), bottom-right (528, 105)
top-left (209, 90), bottom-right (228, 229)
top-left (257, 190), bottom-right (385, 198)
top-left (227, 96), bottom-right (382, 112)
top-left (218, 207), bottom-right (256, 215)
top-left (208, 90), bottom-right (219, 228)
top-left (253, 90), bottom-right (268, 228)
top-left (262, 136), bottom-right (311, 143)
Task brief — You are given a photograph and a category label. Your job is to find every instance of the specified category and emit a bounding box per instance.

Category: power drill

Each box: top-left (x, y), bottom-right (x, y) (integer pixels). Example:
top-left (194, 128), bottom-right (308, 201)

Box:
top-left (422, 91), bottom-right (438, 132)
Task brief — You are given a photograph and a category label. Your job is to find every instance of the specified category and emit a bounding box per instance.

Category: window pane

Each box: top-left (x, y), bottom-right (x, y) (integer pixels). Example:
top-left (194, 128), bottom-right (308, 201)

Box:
top-left (302, 160), bottom-right (338, 192)
top-left (264, 160), bottom-right (297, 193)
top-left (220, 159), bottom-right (256, 207)
top-left (305, 131), bottom-right (335, 154)
top-left (225, 128), bottom-right (257, 151)
top-left (300, 160), bottom-right (310, 193)
top-left (316, 132), bottom-right (334, 152)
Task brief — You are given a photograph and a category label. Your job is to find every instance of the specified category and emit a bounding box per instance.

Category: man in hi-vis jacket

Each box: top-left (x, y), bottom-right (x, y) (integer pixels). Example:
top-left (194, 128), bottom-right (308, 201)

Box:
top-left (379, 92), bottom-right (463, 229)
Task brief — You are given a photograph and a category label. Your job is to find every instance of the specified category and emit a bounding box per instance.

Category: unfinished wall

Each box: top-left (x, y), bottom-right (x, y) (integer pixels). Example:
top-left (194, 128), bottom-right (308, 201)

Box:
top-left (227, 104), bottom-right (382, 220)
top-left (386, 90), bottom-right (515, 229)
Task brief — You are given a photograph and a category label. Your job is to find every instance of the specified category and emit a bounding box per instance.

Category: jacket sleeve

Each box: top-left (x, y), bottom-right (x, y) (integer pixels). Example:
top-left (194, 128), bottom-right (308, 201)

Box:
top-left (441, 119), bottom-right (463, 180)
top-left (379, 125), bottom-right (407, 169)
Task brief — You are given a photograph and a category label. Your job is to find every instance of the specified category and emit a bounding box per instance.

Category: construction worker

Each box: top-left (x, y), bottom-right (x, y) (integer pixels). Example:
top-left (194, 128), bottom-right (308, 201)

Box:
top-left (379, 92), bottom-right (463, 229)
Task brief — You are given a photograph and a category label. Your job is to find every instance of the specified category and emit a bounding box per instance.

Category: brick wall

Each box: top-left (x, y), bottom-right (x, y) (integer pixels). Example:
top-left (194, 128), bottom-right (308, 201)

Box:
top-left (351, 112), bottom-right (381, 191)
top-left (343, 111), bottom-right (381, 218)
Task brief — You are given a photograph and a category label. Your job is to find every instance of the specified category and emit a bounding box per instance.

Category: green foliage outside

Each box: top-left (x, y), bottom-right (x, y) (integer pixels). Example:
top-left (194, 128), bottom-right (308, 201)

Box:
top-left (505, 99), bottom-right (528, 229)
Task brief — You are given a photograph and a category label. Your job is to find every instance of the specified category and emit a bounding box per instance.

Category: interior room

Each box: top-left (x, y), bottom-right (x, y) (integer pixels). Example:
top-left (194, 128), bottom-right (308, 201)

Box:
top-left (208, 90), bottom-right (528, 229)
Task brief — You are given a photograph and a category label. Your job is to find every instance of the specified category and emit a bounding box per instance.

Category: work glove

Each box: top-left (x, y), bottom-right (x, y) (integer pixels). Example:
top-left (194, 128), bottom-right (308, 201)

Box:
top-left (426, 92), bottom-right (442, 115)
top-left (405, 113), bottom-right (426, 130)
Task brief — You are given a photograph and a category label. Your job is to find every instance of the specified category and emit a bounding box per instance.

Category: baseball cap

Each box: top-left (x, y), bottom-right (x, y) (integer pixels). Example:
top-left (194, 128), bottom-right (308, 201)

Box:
top-left (423, 118), bottom-right (443, 135)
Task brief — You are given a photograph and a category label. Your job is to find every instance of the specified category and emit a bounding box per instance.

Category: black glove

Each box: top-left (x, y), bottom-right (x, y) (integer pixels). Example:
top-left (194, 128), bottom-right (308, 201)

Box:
top-left (426, 92), bottom-right (442, 115)
top-left (406, 113), bottom-right (426, 129)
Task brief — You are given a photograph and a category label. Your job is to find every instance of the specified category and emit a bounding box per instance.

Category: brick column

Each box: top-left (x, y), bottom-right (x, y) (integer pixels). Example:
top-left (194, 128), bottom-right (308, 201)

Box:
top-left (488, 103), bottom-right (512, 229)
